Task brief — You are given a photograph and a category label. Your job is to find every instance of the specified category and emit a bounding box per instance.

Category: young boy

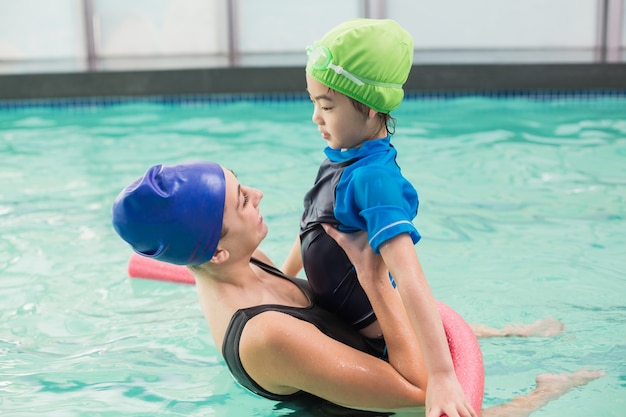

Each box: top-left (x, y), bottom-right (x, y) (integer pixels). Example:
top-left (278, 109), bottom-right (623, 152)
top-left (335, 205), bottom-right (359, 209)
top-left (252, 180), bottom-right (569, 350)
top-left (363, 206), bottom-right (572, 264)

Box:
top-left (281, 18), bottom-right (478, 417)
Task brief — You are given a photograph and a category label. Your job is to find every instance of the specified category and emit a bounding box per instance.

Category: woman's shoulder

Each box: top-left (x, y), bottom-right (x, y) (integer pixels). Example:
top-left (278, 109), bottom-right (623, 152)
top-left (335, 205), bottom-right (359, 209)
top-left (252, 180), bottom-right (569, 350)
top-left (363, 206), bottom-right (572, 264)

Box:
top-left (238, 311), bottom-right (323, 393)
top-left (242, 311), bottom-right (312, 347)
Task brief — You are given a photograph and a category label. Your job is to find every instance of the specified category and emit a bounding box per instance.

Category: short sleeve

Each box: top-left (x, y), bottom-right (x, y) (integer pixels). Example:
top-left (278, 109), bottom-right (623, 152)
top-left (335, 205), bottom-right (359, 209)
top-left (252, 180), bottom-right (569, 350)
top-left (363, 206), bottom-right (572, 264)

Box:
top-left (348, 166), bottom-right (420, 253)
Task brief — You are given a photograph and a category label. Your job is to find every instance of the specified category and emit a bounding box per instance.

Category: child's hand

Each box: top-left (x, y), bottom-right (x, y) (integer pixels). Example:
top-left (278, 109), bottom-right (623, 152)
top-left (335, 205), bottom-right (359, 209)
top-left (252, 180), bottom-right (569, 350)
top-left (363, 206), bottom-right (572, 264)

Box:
top-left (426, 373), bottom-right (478, 417)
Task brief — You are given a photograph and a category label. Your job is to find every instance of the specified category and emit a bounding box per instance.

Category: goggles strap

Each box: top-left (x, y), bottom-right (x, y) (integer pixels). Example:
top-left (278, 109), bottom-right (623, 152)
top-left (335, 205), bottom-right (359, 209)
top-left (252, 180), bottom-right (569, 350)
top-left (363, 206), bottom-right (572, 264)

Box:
top-left (327, 63), bottom-right (365, 86)
top-left (307, 45), bottom-right (404, 89)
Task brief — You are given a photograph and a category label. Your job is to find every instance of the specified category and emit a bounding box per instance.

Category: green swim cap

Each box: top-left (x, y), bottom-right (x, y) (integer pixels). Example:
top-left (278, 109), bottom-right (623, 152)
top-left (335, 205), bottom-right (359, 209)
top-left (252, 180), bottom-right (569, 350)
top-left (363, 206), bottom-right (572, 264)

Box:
top-left (306, 18), bottom-right (414, 114)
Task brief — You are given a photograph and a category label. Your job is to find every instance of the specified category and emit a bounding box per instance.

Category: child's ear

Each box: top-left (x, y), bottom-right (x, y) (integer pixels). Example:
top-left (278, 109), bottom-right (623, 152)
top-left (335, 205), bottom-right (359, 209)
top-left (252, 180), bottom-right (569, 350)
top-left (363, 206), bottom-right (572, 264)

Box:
top-left (368, 108), bottom-right (378, 119)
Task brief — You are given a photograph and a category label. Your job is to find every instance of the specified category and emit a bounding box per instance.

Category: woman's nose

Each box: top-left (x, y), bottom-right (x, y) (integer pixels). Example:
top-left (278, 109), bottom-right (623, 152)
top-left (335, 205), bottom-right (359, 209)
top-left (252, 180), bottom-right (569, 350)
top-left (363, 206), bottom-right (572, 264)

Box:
top-left (251, 188), bottom-right (263, 206)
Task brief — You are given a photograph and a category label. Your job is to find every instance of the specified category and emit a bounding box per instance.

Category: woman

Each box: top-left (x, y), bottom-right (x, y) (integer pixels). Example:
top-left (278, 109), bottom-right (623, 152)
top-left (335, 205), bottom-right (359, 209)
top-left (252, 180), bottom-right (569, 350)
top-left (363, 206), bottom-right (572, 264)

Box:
top-left (112, 161), bottom-right (602, 415)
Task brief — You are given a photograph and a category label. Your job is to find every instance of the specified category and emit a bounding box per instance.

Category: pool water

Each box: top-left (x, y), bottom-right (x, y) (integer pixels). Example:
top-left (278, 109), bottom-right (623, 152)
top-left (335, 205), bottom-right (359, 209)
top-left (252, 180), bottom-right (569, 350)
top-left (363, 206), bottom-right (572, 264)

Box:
top-left (1, 95), bottom-right (624, 416)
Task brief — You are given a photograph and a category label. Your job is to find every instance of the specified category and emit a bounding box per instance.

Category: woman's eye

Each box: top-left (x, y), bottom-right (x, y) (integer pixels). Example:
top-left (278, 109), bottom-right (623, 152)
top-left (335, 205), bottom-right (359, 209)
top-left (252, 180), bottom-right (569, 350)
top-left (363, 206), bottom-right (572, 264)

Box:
top-left (243, 193), bottom-right (249, 206)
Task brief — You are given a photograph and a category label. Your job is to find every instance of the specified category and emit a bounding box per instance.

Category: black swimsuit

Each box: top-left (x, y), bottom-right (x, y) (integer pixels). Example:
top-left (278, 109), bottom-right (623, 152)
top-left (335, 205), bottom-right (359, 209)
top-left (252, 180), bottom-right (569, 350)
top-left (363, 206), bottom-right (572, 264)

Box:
top-left (221, 258), bottom-right (386, 401)
top-left (300, 157), bottom-right (378, 330)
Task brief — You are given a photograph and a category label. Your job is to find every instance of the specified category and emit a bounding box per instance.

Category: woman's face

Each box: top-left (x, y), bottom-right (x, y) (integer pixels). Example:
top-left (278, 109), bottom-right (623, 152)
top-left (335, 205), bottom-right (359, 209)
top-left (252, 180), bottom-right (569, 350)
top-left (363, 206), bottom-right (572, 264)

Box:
top-left (219, 168), bottom-right (267, 254)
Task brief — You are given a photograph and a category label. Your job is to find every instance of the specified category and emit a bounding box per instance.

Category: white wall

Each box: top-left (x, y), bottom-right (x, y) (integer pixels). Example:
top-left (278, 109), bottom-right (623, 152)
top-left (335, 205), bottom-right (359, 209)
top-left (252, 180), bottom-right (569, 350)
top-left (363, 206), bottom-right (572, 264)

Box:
top-left (0, 0), bottom-right (84, 59)
top-left (388, 0), bottom-right (597, 49)
top-left (236, 0), bottom-right (361, 53)
top-left (93, 0), bottom-right (226, 56)
top-left (0, 0), bottom-right (622, 71)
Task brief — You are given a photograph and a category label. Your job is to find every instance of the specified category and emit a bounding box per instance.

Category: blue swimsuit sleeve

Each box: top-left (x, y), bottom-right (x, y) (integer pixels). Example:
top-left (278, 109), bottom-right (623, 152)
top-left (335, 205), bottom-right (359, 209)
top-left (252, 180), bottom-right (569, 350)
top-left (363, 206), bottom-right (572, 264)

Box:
top-left (349, 166), bottom-right (421, 253)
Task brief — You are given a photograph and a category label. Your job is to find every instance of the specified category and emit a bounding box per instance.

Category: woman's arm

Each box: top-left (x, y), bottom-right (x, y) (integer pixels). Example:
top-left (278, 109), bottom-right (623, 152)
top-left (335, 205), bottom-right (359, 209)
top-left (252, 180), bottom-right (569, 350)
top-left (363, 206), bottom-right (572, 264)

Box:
top-left (239, 310), bottom-right (426, 412)
top-left (281, 236), bottom-right (303, 277)
top-left (379, 234), bottom-right (477, 417)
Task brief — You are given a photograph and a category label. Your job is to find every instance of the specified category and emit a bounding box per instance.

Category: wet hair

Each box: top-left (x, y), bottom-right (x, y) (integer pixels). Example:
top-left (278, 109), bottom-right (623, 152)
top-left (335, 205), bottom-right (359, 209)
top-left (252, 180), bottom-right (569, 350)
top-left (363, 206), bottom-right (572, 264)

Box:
top-left (348, 96), bottom-right (397, 135)
top-left (321, 86), bottom-right (397, 136)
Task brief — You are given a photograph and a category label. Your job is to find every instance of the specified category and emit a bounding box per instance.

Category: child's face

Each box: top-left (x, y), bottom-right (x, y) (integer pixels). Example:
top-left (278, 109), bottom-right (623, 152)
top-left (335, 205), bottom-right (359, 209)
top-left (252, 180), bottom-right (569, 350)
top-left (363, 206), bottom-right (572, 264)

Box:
top-left (306, 74), bottom-right (381, 150)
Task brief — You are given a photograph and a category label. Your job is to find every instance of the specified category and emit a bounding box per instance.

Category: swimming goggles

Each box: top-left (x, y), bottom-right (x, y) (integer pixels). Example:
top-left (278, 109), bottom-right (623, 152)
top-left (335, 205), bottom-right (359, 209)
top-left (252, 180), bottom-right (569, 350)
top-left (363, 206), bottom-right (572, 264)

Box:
top-left (306, 45), bottom-right (404, 89)
top-left (307, 45), bottom-right (365, 86)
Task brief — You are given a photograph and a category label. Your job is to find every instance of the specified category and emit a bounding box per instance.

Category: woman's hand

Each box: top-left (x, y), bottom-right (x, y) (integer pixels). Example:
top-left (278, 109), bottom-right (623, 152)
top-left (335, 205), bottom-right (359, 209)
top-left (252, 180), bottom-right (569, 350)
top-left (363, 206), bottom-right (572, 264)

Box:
top-left (321, 224), bottom-right (387, 286)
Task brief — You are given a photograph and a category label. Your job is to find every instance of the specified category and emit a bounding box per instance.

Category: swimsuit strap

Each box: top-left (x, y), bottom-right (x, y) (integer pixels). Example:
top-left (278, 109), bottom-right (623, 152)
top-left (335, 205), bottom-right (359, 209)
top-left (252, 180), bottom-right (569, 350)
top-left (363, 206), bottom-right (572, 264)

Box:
top-left (250, 257), bottom-right (288, 277)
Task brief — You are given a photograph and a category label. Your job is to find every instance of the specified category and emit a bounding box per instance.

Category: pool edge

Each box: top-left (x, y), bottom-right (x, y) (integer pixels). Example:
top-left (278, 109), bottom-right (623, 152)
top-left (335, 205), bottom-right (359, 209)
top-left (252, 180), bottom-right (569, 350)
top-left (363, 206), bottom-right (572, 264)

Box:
top-left (1, 63), bottom-right (625, 102)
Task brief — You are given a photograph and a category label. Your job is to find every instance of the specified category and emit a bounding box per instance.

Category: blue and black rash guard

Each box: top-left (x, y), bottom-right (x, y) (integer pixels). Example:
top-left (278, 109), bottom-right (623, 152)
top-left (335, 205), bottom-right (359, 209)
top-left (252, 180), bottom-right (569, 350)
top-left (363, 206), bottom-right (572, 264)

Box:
top-left (299, 135), bottom-right (420, 330)
top-left (222, 258), bottom-right (385, 401)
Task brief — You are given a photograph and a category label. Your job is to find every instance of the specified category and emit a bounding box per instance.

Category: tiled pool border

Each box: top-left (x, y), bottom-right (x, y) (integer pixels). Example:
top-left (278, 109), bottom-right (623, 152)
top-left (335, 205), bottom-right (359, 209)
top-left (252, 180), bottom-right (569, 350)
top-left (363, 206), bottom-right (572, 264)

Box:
top-left (1, 89), bottom-right (625, 112)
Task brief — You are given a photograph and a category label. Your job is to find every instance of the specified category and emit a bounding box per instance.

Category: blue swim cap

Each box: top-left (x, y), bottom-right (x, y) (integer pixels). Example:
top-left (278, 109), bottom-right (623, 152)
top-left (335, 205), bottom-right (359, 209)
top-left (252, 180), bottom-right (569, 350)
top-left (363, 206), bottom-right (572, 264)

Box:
top-left (112, 161), bottom-right (226, 266)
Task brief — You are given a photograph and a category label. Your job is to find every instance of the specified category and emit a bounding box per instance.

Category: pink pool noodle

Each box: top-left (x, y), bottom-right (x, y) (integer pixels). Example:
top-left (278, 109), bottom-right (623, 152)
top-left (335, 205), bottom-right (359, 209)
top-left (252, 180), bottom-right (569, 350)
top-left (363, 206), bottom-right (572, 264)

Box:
top-left (128, 253), bottom-right (195, 284)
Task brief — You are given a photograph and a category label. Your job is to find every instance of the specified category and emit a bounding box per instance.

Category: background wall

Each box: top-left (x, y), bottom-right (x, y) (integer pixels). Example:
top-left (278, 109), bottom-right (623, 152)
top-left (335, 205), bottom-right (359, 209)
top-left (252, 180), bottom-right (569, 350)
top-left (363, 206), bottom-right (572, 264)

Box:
top-left (0, 0), bottom-right (624, 75)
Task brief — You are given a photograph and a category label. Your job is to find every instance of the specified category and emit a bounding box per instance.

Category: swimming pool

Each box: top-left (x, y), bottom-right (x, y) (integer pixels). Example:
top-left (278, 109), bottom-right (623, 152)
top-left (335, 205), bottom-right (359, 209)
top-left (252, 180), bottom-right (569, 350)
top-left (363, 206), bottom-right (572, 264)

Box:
top-left (1, 94), bottom-right (624, 416)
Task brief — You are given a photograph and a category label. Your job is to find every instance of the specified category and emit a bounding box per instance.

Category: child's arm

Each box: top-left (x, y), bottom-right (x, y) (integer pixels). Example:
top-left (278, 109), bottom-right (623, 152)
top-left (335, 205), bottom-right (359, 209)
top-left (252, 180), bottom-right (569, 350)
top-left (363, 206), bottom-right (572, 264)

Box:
top-left (322, 225), bottom-right (428, 390)
top-left (281, 235), bottom-right (303, 277)
top-left (348, 166), bottom-right (476, 415)
top-left (379, 234), bottom-right (477, 417)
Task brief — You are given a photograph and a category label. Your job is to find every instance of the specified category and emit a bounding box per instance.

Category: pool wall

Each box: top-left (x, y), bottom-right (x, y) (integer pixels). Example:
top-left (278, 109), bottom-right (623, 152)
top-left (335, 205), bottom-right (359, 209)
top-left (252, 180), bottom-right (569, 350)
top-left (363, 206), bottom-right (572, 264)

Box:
top-left (1, 1), bottom-right (625, 101)
top-left (1, 63), bottom-right (626, 101)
